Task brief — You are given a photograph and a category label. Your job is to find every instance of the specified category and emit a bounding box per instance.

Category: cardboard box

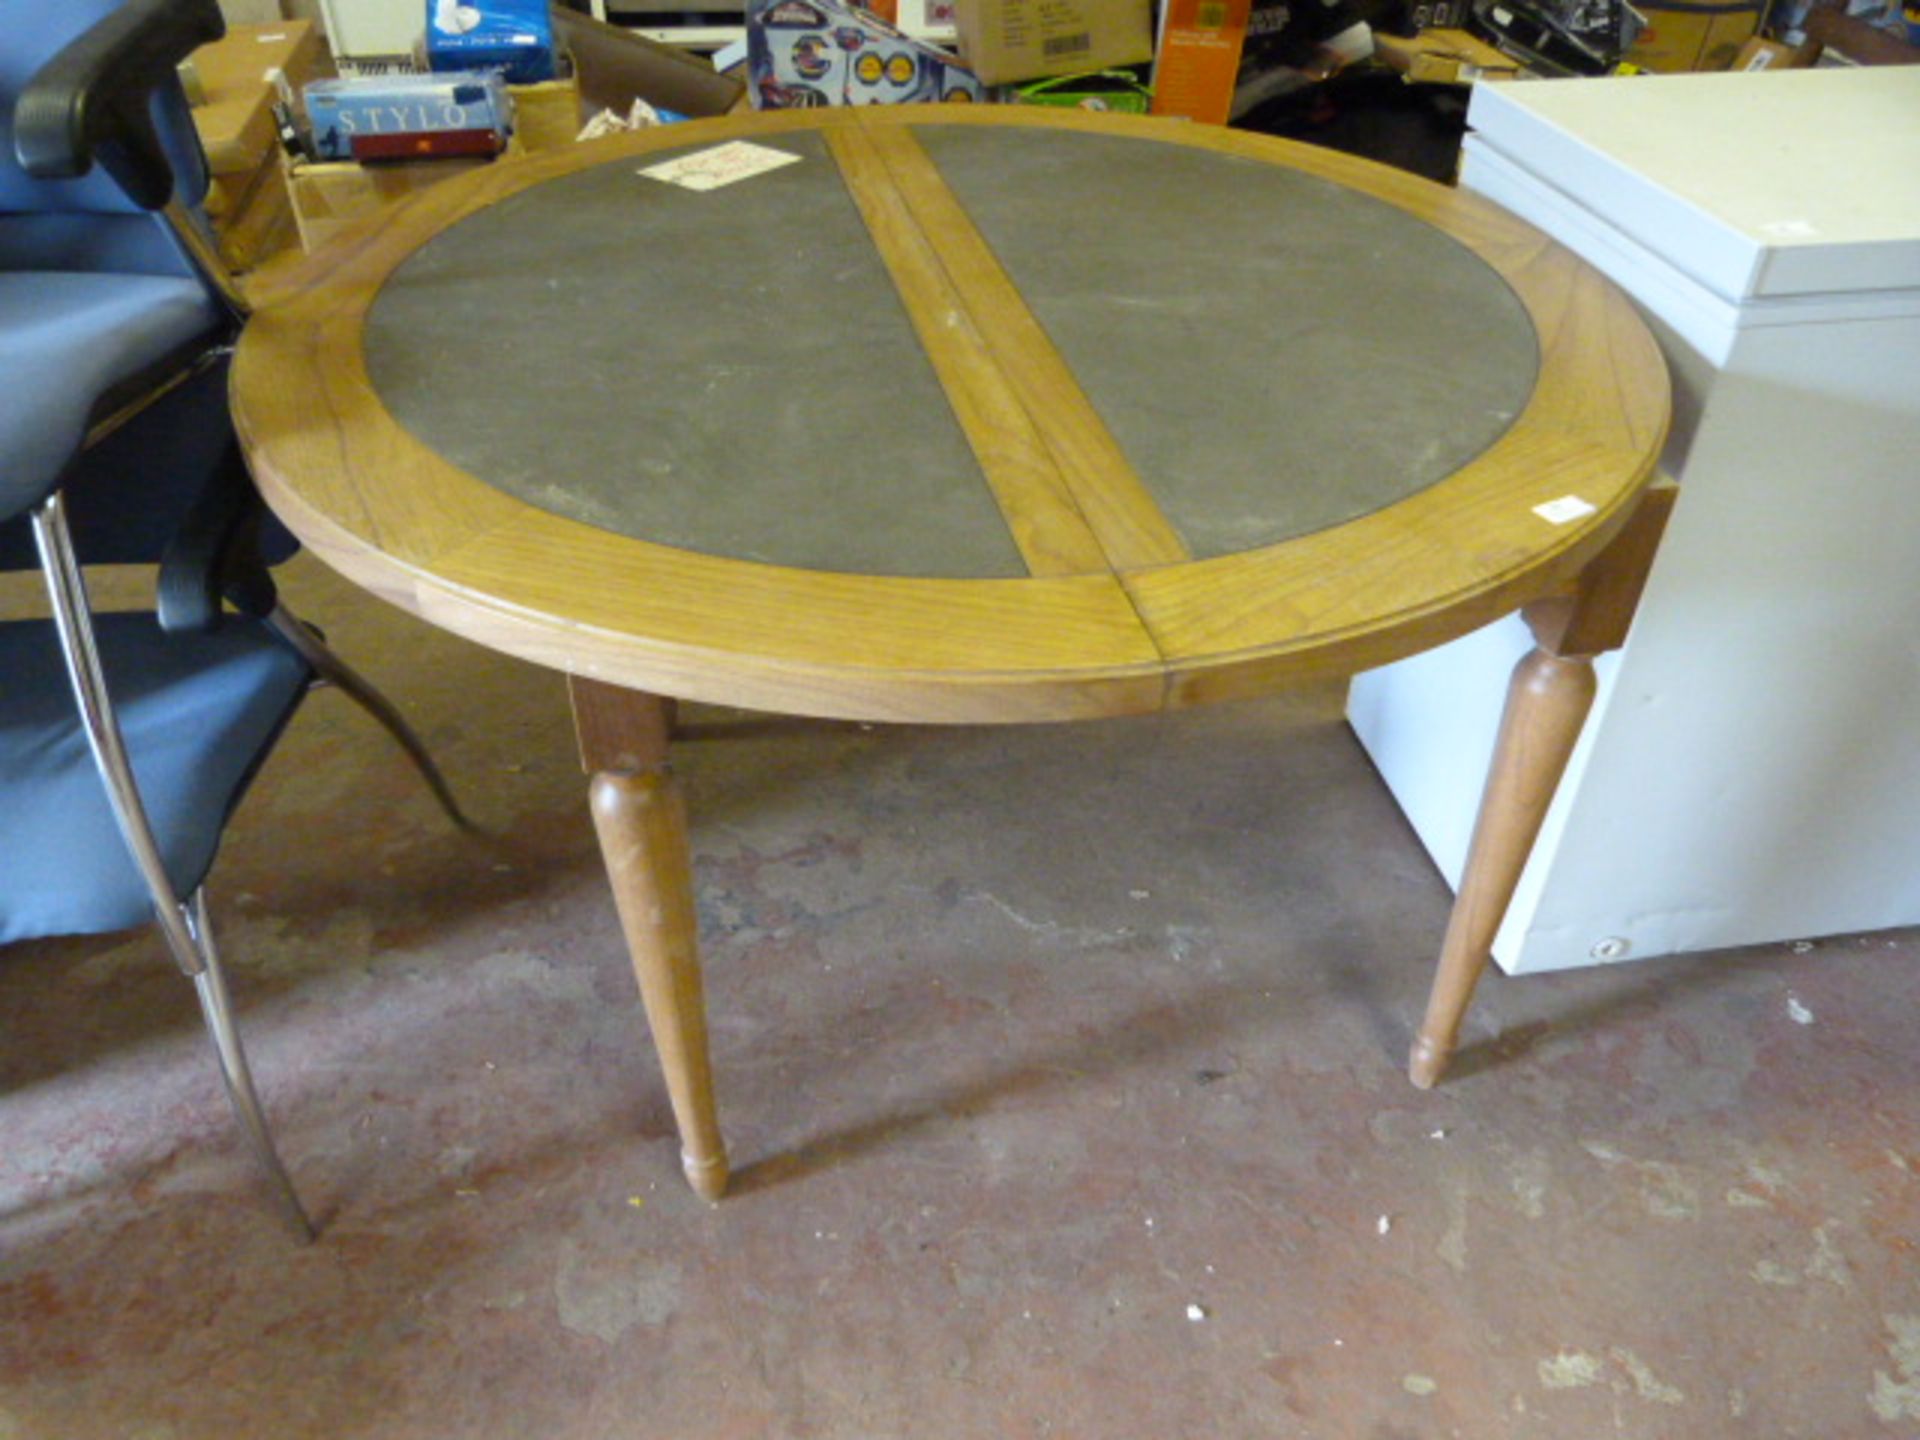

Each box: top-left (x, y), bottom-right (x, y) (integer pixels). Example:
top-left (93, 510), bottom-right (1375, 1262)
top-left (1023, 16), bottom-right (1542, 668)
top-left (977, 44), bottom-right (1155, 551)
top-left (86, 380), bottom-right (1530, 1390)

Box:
top-left (303, 71), bottom-right (514, 161)
top-left (1627, 0), bottom-right (1766, 71)
top-left (1732, 34), bottom-right (1797, 67)
top-left (1374, 27), bottom-right (1522, 82)
top-left (748, 0), bottom-right (986, 107)
top-left (954, 0), bottom-right (1155, 84)
top-left (189, 21), bottom-right (328, 270)
top-left (190, 21), bottom-right (328, 177)
top-left (1148, 0), bottom-right (1251, 124)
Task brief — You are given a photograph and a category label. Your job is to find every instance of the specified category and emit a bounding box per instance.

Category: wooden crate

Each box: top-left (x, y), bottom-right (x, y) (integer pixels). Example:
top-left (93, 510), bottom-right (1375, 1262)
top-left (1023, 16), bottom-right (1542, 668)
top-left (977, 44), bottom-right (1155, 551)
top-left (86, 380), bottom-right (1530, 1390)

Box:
top-left (216, 158), bottom-right (296, 271)
top-left (284, 72), bottom-right (583, 255)
top-left (511, 74), bottom-right (585, 152)
top-left (285, 153), bottom-right (512, 254)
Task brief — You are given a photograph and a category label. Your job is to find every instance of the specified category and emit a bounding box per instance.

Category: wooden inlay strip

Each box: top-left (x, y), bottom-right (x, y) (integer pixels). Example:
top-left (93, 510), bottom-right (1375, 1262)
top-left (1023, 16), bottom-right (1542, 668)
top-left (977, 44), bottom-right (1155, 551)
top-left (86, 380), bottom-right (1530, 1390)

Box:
top-left (854, 119), bottom-right (1190, 571)
top-left (828, 119), bottom-right (1189, 576)
top-left (826, 124), bottom-right (1110, 578)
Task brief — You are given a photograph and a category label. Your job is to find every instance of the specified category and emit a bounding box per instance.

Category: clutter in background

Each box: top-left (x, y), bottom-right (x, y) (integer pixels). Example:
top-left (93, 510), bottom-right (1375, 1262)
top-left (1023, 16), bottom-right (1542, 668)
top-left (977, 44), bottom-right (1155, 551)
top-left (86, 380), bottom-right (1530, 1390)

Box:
top-left (1008, 68), bottom-right (1154, 110)
top-left (951, 0), bottom-right (1155, 83)
top-left (551, 8), bottom-right (745, 119)
top-left (576, 98), bottom-right (686, 140)
top-left (1151, 0), bottom-right (1252, 121)
top-left (302, 71), bottom-right (516, 161)
top-left (425, 0), bottom-right (558, 82)
top-left (1372, 27), bottom-right (1521, 83)
top-left (1475, 0), bottom-right (1645, 75)
top-left (239, 5), bottom-right (742, 258)
top-left (186, 0), bottom-right (1878, 283)
top-left (746, 0), bottom-right (987, 107)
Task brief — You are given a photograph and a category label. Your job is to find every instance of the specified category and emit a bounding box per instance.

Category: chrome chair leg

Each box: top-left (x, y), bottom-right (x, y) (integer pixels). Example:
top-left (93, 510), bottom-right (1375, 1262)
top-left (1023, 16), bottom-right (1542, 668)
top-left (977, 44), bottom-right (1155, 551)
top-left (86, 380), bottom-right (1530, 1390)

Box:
top-left (266, 604), bottom-right (473, 831)
top-left (187, 892), bottom-right (315, 1240)
top-left (32, 493), bottom-right (314, 1239)
top-left (32, 494), bottom-right (207, 975)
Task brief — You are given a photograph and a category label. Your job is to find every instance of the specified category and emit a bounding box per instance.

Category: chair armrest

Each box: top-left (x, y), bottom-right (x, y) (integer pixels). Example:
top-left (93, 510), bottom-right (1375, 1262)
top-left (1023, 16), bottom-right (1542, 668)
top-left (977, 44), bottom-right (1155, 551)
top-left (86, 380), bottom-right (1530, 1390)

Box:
top-left (158, 445), bottom-right (278, 633)
top-left (14, 0), bottom-right (226, 210)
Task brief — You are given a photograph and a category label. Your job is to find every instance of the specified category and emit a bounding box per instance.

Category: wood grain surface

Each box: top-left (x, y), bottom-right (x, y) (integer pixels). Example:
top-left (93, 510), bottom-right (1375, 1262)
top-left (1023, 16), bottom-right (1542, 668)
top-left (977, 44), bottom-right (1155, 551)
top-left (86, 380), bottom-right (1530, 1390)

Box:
top-left (232, 107), bottom-right (1670, 722)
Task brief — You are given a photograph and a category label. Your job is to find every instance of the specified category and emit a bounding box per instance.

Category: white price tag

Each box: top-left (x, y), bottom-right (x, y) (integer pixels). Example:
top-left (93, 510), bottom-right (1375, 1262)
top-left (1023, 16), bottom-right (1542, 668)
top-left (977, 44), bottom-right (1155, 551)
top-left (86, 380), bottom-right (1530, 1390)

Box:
top-left (640, 142), bottom-right (803, 192)
top-left (1533, 494), bottom-right (1597, 525)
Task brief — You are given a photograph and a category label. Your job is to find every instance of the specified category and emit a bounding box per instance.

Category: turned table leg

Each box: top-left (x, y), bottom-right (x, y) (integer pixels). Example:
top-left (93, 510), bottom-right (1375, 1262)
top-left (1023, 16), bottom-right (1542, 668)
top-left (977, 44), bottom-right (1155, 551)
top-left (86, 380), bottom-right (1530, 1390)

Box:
top-left (1409, 483), bottom-right (1677, 1088)
top-left (1409, 643), bottom-right (1595, 1087)
top-left (570, 676), bottom-right (729, 1200)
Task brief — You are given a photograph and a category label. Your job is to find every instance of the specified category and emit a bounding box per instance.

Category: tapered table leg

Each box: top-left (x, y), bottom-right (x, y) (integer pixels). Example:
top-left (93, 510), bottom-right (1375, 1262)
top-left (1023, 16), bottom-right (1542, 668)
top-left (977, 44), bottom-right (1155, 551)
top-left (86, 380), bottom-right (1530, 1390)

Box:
top-left (570, 676), bottom-right (728, 1200)
top-left (1409, 483), bottom-right (1677, 1089)
top-left (1409, 645), bottom-right (1595, 1087)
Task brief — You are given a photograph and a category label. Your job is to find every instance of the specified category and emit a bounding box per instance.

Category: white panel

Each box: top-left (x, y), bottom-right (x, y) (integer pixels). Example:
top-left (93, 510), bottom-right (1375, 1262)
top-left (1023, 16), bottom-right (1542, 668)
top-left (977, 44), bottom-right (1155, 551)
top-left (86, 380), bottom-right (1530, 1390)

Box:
top-left (1467, 69), bottom-right (1920, 301)
top-left (1509, 317), bottom-right (1920, 970)
top-left (317, 0), bottom-right (423, 60)
top-left (1358, 72), bottom-right (1920, 973)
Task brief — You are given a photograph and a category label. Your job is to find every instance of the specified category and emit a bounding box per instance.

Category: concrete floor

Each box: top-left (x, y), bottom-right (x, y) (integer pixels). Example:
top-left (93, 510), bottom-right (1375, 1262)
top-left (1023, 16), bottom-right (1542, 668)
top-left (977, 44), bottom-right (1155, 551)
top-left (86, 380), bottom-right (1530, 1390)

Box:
top-left (3, 554), bottom-right (1918, 1439)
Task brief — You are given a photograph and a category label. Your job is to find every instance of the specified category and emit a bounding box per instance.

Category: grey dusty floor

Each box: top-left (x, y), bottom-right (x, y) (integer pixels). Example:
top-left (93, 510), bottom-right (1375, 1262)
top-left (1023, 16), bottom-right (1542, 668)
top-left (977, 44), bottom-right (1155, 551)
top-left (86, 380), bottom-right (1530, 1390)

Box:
top-left (3, 555), bottom-right (1918, 1440)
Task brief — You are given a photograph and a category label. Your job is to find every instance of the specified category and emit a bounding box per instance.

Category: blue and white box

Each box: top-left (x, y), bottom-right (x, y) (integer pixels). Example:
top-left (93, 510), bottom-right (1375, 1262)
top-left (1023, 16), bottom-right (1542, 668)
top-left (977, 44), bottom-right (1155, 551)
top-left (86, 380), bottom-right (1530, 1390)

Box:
top-left (302, 71), bottom-right (514, 161)
top-left (425, 0), bottom-right (558, 84)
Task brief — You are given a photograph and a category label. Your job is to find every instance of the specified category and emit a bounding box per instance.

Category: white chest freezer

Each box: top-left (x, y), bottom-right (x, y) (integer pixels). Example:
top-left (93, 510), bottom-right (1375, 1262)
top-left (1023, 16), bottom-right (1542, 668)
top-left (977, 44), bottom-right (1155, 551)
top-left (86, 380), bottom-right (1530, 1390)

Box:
top-left (1349, 68), bottom-right (1920, 973)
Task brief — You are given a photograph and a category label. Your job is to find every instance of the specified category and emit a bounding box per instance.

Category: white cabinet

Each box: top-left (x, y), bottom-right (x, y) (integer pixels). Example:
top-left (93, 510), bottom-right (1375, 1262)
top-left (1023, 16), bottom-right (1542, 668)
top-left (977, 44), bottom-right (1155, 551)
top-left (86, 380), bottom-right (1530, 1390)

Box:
top-left (1349, 68), bottom-right (1920, 974)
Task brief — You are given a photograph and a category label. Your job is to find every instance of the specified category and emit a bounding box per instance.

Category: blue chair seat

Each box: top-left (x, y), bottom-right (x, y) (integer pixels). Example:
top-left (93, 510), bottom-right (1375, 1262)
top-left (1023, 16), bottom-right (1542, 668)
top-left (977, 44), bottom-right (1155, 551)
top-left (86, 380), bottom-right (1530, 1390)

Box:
top-left (0, 272), bottom-right (221, 519)
top-left (0, 612), bottom-right (309, 943)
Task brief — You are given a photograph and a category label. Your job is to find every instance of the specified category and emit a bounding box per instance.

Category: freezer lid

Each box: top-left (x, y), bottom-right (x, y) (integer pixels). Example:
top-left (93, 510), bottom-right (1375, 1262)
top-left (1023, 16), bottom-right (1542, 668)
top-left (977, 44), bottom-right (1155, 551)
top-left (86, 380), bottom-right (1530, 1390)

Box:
top-left (1466, 68), bottom-right (1920, 303)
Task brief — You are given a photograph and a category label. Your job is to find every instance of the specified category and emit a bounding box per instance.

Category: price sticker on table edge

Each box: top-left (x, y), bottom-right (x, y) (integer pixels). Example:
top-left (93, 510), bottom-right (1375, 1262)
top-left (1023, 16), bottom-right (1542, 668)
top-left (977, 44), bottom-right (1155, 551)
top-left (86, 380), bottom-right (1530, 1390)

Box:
top-left (639, 142), bottom-right (803, 192)
top-left (1533, 494), bottom-right (1597, 525)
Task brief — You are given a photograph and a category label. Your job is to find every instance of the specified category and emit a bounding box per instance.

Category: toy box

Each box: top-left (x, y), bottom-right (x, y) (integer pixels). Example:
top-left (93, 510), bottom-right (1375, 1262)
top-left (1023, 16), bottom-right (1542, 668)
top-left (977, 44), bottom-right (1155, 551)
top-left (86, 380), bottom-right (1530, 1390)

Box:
top-left (303, 72), bottom-right (514, 161)
top-left (425, 0), bottom-right (558, 84)
top-left (747, 0), bottom-right (986, 107)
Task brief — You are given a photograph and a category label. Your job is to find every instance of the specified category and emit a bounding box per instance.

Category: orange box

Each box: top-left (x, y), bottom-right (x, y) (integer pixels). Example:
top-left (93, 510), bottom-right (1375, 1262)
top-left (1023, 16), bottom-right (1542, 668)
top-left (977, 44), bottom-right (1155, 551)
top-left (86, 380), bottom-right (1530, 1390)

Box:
top-left (1149, 0), bottom-right (1252, 125)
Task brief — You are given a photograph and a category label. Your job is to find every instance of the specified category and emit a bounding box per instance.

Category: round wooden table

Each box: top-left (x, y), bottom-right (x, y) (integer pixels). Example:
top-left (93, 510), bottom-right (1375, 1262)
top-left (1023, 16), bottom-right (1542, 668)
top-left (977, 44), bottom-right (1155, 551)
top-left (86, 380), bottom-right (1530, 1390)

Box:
top-left (234, 108), bottom-right (1669, 1200)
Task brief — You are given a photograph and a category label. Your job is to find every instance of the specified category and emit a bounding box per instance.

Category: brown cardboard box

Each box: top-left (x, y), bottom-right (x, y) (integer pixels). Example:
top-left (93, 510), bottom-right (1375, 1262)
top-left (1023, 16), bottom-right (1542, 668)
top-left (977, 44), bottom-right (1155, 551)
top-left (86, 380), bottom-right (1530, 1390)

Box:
top-left (1732, 35), bottom-right (1797, 67)
top-left (1627, 0), bottom-right (1766, 71)
top-left (190, 21), bottom-right (328, 271)
top-left (953, 0), bottom-right (1155, 84)
top-left (1374, 27), bottom-right (1521, 82)
top-left (190, 21), bottom-right (328, 177)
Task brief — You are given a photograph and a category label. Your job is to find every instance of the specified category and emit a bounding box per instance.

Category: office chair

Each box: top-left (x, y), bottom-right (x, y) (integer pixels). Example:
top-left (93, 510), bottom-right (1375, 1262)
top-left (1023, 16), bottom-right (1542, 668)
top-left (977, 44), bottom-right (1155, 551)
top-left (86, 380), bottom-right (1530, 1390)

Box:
top-left (1, 0), bottom-right (466, 1238)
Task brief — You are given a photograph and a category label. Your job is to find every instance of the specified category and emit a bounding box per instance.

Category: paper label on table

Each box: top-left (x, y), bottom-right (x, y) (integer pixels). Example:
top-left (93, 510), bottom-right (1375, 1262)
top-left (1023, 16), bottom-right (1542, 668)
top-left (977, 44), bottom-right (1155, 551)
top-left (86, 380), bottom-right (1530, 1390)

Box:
top-left (1533, 494), bottom-right (1596, 525)
top-left (639, 143), bottom-right (802, 192)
